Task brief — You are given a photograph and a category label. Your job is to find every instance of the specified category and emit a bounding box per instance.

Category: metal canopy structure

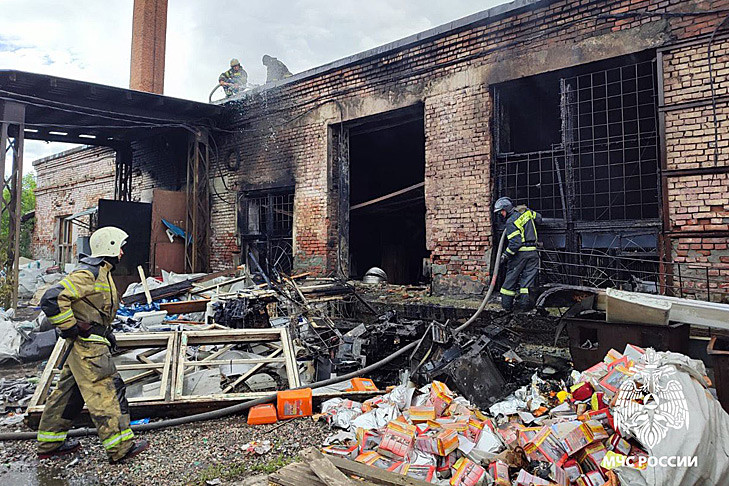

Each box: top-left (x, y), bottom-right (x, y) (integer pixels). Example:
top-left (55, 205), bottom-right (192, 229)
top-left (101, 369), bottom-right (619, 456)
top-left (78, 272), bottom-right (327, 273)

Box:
top-left (0, 70), bottom-right (222, 146)
top-left (0, 70), bottom-right (225, 306)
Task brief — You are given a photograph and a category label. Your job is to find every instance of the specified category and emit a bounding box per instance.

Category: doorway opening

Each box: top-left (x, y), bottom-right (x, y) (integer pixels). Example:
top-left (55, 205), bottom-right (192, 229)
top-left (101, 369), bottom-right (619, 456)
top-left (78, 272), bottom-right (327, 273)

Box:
top-left (347, 107), bottom-right (427, 284)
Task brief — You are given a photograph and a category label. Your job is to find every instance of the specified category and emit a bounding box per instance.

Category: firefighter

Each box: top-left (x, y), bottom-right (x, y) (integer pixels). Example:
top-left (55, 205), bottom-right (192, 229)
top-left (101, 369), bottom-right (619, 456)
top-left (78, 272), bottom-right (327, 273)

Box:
top-left (262, 55), bottom-right (293, 83)
top-left (219, 58), bottom-right (248, 96)
top-left (37, 227), bottom-right (149, 463)
top-left (494, 197), bottom-right (542, 311)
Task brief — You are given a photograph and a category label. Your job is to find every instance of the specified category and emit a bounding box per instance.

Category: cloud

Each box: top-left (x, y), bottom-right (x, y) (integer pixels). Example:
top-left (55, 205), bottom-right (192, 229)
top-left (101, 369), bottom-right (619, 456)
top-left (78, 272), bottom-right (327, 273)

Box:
top-left (3, 0), bottom-right (507, 164)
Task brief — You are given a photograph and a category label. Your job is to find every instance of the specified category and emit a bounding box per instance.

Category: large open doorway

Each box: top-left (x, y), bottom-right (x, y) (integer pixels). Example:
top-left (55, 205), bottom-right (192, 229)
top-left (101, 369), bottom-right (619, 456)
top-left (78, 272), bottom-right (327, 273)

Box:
top-left (346, 106), bottom-right (427, 284)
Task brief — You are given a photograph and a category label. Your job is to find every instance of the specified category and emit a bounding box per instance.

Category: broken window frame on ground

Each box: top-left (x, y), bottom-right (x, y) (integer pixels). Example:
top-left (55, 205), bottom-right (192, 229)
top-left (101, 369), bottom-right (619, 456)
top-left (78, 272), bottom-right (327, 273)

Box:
top-left (238, 187), bottom-right (295, 279)
top-left (25, 328), bottom-right (300, 424)
top-left (494, 53), bottom-right (663, 290)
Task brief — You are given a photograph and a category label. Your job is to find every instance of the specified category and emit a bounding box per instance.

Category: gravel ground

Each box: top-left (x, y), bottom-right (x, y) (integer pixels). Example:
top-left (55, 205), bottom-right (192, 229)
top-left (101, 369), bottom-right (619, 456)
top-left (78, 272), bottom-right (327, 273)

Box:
top-left (0, 415), bottom-right (330, 486)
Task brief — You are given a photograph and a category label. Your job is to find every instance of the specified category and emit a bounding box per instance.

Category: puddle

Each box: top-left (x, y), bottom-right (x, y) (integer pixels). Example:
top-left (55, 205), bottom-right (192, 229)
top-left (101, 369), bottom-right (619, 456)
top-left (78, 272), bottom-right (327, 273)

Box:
top-left (1, 462), bottom-right (100, 486)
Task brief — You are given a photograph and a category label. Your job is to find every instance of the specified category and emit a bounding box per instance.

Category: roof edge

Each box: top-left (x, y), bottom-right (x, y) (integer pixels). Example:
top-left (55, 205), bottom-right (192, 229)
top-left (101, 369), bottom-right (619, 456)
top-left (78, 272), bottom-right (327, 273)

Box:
top-left (218, 0), bottom-right (551, 104)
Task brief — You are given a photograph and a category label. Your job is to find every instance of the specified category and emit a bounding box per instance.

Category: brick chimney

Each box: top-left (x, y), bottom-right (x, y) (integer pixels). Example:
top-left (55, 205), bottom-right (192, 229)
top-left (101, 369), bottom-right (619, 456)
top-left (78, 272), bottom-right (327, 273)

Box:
top-left (129, 0), bottom-right (168, 94)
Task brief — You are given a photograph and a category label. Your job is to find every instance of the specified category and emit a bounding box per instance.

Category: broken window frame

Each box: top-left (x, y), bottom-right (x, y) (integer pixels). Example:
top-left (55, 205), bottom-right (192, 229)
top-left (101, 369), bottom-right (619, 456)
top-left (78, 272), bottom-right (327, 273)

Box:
top-left (238, 187), bottom-right (295, 279)
top-left (56, 215), bottom-right (74, 266)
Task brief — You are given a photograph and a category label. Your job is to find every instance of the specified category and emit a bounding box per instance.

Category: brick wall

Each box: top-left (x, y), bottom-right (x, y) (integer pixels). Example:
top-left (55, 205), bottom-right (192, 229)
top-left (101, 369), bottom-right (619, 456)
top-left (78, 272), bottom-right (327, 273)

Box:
top-left (662, 33), bottom-right (729, 301)
top-left (206, 0), bottom-right (729, 295)
top-left (32, 146), bottom-right (116, 260)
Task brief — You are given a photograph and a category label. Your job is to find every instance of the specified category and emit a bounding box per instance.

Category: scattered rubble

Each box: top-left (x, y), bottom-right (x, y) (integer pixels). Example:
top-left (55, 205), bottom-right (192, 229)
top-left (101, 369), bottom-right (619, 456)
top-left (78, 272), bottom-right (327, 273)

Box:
top-left (301, 344), bottom-right (729, 485)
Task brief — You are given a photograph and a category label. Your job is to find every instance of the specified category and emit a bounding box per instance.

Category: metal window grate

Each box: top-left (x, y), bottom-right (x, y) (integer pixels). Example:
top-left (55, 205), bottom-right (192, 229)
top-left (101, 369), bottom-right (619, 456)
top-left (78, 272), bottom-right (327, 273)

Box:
top-left (495, 148), bottom-right (567, 220)
top-left (562, 60), bottom-right (659, 221)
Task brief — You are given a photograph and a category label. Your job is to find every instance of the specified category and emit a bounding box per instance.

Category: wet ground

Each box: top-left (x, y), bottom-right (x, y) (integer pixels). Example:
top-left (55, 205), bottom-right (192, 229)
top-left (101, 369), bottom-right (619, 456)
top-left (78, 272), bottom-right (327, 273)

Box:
top-left (1, 416), bottom-right (329, 486)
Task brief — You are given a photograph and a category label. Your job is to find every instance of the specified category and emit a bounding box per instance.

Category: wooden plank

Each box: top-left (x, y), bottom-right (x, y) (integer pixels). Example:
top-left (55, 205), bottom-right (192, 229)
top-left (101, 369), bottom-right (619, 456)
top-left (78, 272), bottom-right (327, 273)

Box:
top-left (183, 357), bottom-right (286, 366)
top-left (301, 448), bottom-right (356, 486)
top-left (116, 363), bottom-right (166, 371)
top-left (27, 338), bottom-right (66, 408)
top-left (327, 454), bottom-right (435, 486)
top-left (280, 328), bottom-right (300, 388)
top-left (159, 299), bottom-right (210, 314)
top-left (349, 181), bottom-right (424, 211)
top-left (268, 462), bottom-right (380, 486)
top-left (137, 265), bottom-right (153, 305)
top-left (269, 462), bottom-right (327, 486)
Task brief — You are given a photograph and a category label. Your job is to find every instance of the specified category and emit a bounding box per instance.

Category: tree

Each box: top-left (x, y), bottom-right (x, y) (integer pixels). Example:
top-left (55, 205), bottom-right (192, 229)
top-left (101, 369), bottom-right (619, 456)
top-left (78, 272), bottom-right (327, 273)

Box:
top-left (0, 173), bottom-right (37, 258)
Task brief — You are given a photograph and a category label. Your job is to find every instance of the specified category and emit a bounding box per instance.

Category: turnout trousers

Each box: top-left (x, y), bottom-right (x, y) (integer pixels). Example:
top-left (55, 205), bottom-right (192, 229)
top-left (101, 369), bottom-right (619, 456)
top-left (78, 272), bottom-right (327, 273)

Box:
top-left (500, 251), bottom-right (539, 310)
top-left (37, 337), bottom-right (134, 461)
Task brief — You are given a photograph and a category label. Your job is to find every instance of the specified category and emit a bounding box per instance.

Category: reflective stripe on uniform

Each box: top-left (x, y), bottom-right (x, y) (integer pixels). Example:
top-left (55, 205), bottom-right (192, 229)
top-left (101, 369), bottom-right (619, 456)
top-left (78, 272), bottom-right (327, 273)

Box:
top-left (78, 335), bottom-right (111, 346)
top-left (500, 288), bottom-right (516, 296)
top-left (518, 246), bottom-right (537, 252)
top-left (103, 428), bottom-right (134, 449)
top-left (505, 248), bottom-right (515, 255)
top-left (520, 288), bottom-right (530, 294)
top-left (60, 279), bottom-right (79, 298)
top-left (94, 283), bottom-right (111, 292)
top-left (37, 430), bottom-right (67, 442)
top-left (507, 230), bottom-right (521, 240)
top-left (48, 309), bottom-right (73, 324)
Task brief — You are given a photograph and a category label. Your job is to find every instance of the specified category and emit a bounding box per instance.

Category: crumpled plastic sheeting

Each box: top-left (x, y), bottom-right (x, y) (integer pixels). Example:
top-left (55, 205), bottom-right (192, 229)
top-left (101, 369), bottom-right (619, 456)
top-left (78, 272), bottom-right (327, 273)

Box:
top-left (351, 402), bottom-right (399, 430)
top-left (0, 378), bottom-right (37, 411)
top-left (0, 320), bottom-right (23, 363)
top-left (381, 383), bottom-right (416, 411)
top-left (614, 351), bottom-right (729, 486)
top-left (408, 449), bottom-right (438, 466)
top-left (320, 398), bottom-right (365, 430)
top-left (489, 395), bottom-right (527, 417)
top-left (466, 426), bottom-right (505, 463)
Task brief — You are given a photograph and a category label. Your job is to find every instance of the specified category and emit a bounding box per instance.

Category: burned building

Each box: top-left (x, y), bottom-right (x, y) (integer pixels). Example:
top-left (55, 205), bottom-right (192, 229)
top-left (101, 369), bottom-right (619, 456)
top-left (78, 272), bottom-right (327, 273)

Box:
top-left (17, 0), bottom-right (729, 300)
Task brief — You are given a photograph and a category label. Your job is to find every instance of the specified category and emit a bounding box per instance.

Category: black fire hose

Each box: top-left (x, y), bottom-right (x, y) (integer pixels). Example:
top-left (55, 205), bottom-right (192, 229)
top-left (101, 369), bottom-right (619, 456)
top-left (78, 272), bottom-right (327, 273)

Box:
top-left (0, 230), bottom-right (508, 442)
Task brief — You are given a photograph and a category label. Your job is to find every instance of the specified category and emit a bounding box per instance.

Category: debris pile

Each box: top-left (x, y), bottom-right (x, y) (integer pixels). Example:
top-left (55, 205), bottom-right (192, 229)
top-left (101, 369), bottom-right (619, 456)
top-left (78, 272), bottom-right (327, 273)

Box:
top-left (313, 344), bottom-right (729, 485)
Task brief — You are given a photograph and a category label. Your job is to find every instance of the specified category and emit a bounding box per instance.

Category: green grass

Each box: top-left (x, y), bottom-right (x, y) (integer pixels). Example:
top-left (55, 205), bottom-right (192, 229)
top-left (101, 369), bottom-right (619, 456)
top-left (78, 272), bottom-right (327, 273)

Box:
top-left (195, 453), bottom-right (296, 485)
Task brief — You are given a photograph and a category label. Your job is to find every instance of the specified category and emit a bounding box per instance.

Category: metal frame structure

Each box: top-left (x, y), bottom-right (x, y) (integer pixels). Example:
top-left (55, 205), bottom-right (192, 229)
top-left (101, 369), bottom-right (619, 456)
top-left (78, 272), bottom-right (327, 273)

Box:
top-left (0, 101), bottom-right (26, 307)
top-left (495, 57), bottom-right (662, 287)
top-left (114, 145), bottom-right (133, 201)
top-left (185, 129), bottom-right (211, 273)
top-left (238, 188), bottom-right (295, 279)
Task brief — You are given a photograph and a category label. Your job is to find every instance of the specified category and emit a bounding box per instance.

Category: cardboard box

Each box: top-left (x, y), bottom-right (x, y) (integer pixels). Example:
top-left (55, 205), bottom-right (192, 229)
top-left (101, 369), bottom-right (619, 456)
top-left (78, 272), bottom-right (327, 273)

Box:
top-left (408, 406), bottom-right (436, 423)
top-left (431, 381), bottom-right (454, 416)
top-left (576, 442), bottom-right (607, 472)
top-left (574, 470), bottom-right (606, 486)
top-left (322, 443), bottom-right (359, 460)
top-left (377, 421), bottom-right (416, 460)
top-left (401, 464), bottom-right (436, 482)
top-left (488, 460), bottom-right (510, 486)
top-left (525, 426), bottom-right (568, 465)
top-left (450, 457), bottom-right (486, 486)
top-left (553, 420), bottom-right (608, 455)
top-left (515, 469), bottom-right (552, 486)
top-left (607, 433), bottom-right (631, 455)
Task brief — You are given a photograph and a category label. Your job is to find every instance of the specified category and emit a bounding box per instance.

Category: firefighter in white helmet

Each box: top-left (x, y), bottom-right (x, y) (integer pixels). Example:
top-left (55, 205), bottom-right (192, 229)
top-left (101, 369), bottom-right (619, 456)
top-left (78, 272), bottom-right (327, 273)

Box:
top-left (37, 226), bottom-right (149, 463)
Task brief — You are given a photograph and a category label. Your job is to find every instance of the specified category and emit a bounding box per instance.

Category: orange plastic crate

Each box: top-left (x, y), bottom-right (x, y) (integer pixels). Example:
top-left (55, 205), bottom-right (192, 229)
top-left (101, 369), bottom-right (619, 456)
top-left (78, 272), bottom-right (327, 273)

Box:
top-left (247, 404), bottom-right (278, 425)
top-left (277, 388), bottom-right (313, 419)
top-left (348, 377), bottom-right (379, 392)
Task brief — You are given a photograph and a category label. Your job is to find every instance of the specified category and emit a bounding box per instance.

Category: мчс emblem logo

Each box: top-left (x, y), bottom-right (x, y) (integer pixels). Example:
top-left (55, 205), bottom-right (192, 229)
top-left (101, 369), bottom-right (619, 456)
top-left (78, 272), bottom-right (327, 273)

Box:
top-left (613, 349), bottom-right (689, 449)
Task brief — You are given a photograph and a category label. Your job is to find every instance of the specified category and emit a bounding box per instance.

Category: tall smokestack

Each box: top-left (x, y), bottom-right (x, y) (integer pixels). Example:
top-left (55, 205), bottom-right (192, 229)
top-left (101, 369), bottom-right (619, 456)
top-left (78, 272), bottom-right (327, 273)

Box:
top-left (130, 0), bottom-right (168, 94)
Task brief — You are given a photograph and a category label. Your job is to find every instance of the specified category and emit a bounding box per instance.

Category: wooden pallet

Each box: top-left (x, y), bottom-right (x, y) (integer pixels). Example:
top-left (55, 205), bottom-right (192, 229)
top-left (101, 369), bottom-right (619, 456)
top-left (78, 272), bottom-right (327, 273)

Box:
top-left (269, 448), bottom-right (434, 486)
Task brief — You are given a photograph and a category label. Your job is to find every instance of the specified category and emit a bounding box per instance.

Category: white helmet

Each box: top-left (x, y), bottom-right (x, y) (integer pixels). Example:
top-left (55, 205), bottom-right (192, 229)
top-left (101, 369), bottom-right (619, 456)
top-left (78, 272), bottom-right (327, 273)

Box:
top-left (90, 226), bottom-right (128, 258)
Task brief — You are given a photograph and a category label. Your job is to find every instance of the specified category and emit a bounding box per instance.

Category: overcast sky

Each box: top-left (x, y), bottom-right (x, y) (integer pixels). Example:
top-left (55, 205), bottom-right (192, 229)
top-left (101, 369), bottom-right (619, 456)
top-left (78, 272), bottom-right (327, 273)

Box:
top-left (0, 0), bottom-right (507, 166)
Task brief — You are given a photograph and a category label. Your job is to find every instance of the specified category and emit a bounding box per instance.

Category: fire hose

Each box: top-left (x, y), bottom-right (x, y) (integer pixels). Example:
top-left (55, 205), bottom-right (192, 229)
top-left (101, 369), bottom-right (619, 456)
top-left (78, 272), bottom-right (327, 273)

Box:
top-left (0, 229), bottom-right (507, 441)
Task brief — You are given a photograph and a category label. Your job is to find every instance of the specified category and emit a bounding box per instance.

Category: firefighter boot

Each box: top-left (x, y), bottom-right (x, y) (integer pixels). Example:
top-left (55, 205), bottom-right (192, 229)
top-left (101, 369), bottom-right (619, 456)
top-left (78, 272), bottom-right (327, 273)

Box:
top-left (501, 294), bottom-right (515, 311)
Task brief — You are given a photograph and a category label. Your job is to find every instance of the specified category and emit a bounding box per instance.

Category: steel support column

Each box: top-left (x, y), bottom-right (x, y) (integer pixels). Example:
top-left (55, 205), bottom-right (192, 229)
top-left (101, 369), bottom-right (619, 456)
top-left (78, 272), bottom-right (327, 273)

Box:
top-left (0, 101), bottom-right (26, 308)
top-left (185, 129), bottom-right (210, 273)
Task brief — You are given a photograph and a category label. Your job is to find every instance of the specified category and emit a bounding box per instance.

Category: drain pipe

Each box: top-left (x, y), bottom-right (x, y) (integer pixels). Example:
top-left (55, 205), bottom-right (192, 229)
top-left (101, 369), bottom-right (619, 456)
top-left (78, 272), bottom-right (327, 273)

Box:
top-left (0, 230), bottom-right (508, 441)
